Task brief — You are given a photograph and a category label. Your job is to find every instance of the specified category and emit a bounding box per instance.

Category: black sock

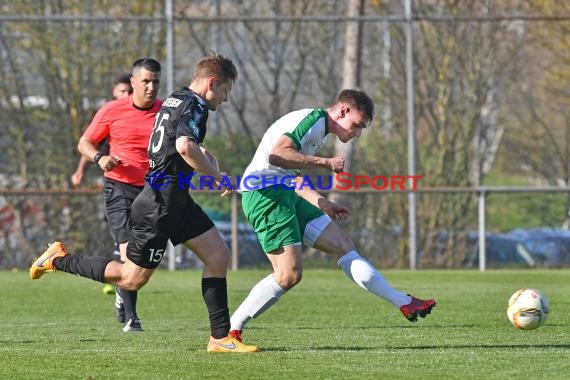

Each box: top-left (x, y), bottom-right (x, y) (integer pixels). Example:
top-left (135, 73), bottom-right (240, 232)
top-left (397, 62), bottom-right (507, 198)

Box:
top-left (202, 277), bottom-right (230, 339)
top-left (54, 255), bottom-right (112, 283)
top-left (117, 287), bottom-right (138, 321)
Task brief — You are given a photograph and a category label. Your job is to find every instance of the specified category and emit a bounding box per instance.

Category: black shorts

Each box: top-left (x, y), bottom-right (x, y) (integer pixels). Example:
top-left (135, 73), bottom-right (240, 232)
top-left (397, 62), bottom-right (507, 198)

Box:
top-left (127, 185), bottom-right (215, 269)
top-left (103, 178), bottom-right (143, 245)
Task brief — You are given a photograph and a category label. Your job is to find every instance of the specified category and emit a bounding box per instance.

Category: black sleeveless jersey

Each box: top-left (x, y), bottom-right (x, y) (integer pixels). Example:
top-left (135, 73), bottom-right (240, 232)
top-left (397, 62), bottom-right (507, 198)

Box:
top-left (146, 87), bottom-right (208, 193)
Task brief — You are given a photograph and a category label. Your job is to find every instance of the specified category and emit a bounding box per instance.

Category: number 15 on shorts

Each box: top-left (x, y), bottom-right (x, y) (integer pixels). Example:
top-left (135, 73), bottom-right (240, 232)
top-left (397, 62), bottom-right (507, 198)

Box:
top-left (149, 248), bottom-right (165, 263)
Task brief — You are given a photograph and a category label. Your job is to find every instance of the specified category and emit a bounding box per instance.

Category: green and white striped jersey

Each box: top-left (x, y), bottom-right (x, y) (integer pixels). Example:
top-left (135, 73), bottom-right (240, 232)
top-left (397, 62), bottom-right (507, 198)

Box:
top-left (240, 108), bottom-right (329, 191)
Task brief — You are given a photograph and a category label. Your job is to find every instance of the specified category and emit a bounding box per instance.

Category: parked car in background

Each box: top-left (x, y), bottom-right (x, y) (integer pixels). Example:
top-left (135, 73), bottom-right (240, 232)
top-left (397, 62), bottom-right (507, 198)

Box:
top-left (425, 227), bottom-right (570, 268)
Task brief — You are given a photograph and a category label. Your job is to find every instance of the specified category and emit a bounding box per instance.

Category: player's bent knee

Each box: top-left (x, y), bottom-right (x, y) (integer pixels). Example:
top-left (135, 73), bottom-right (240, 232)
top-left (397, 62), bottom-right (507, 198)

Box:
top-left (122, 283), bottom-right (139, 291)
top-left (291, 272), bottom-right (303, 287)
top-left (126, 280), bottom-right (145, 291)
top-left (206, 249), bottom-right (230, 268)
top-left (276, 271), bottom-right (302, 290)
top-left (121, 275), bottom-right (149, 291)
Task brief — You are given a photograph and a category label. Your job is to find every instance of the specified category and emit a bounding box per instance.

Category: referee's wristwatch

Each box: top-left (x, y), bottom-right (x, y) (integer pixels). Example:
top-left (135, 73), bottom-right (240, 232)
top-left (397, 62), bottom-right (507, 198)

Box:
top-left (93, 152), bottom-right (104, 164)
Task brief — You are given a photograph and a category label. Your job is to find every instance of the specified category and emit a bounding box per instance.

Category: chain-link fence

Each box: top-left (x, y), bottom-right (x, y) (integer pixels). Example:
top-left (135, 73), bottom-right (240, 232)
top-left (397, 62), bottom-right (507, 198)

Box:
top-left (2, 188), bottom-right (570, 270)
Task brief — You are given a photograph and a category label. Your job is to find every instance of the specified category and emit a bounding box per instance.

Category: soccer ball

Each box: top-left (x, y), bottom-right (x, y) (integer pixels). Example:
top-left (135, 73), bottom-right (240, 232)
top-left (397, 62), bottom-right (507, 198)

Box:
top-left (506, 288), bottom-right (549, 330)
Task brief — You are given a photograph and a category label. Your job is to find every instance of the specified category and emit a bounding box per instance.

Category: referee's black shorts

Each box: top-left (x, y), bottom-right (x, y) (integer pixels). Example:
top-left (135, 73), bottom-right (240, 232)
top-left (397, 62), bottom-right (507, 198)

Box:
top-left (127, 185), bottom-right (215, 269)
top-left (103, 177), bottom-right (143, 245)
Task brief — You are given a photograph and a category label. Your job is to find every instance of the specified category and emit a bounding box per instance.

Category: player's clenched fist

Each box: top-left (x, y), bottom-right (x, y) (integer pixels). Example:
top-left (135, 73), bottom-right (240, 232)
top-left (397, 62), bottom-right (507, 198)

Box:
top-left (327, 156), bottom-right (345, 173)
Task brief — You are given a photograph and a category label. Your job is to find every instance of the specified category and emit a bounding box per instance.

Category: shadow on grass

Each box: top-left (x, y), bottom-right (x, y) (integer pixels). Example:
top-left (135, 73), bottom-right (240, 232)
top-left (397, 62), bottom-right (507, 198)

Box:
top-left (259, 343), bottom-right (570, 352)
top-left (0, 338), bottom-right (115, 345)
top-left (259, 346), bottom-right (373, 352)
top-left (292, 324), bottom-right (477, 330)
top-left (387, 343), bottom-right (570, 350)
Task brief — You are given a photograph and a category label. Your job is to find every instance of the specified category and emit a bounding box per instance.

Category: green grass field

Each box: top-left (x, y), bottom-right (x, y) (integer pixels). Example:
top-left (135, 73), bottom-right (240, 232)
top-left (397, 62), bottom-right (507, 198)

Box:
top-left (1, 269), bottom-right (568, 379)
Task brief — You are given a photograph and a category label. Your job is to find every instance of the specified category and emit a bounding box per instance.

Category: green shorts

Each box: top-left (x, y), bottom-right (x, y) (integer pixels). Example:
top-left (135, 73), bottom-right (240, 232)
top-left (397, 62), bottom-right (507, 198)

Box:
top-left (242, 186), bottom-right (324, 253)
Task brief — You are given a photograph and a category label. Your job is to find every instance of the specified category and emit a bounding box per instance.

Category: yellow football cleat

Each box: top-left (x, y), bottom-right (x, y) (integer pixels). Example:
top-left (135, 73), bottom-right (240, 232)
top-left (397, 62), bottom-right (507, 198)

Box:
top-left (29, 241), bottom-right (68, 279)
top-left (206, 335), bottom-right (260, 353)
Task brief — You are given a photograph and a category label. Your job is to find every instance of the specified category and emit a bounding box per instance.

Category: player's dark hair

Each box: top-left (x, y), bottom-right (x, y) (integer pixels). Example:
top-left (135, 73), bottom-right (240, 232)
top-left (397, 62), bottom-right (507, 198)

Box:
top-left (131, 57), bottom-right (161, 74)
top-left (335, 89), bottom-right (375, 123)
top-left (192, 52), bottom-right (238, 83)
top-left (114, 72), bottom-right (132, 85)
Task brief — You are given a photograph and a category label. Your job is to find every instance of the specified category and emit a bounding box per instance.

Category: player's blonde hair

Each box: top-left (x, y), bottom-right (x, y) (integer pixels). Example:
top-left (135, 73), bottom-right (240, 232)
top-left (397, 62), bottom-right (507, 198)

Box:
top-left (192, 52), bottom-right (238, 84)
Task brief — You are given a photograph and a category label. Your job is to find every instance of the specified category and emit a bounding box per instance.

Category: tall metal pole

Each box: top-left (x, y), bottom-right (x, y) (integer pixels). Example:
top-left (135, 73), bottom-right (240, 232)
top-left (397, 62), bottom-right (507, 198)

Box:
top-left (478, 190), bottom-right (487, 272)
top-left (382, 21), bottom-right (392, 139)
top-left (405, 0), bottom-right (418, 270)
top-left (165, 0), bottom-right (175, 271)
top-left (231, 194), bottom-right (239, 270)
top-left (165, 0), bottom-right (174, 97)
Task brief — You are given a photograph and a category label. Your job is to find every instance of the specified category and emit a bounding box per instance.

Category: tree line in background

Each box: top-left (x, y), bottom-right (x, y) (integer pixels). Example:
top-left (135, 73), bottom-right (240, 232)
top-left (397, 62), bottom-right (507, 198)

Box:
top-left (0, 0), bottom-right (568, 268)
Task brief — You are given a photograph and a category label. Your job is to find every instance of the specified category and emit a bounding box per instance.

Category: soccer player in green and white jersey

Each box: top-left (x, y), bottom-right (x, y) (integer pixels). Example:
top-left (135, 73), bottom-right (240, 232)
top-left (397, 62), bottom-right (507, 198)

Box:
top-left (230, 89), bottom-right (436, 346)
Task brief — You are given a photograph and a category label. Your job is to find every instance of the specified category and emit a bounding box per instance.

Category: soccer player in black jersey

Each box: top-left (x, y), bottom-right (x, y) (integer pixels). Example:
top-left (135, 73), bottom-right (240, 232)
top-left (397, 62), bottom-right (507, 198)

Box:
top-left (30, 53), bottom-right (259, 353)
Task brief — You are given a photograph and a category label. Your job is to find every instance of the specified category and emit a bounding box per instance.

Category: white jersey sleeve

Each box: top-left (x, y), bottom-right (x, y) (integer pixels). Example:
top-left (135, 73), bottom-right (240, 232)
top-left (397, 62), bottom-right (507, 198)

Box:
top-left (239, 108), bottom-right (329, 191)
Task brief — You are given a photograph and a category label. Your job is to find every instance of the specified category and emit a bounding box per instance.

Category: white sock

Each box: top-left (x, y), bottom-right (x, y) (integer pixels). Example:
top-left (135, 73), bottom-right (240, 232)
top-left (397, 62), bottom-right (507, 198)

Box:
top-left (230, 274), bottom-right (286, 331)
top-left (337, 250), bottom-right (411, 308)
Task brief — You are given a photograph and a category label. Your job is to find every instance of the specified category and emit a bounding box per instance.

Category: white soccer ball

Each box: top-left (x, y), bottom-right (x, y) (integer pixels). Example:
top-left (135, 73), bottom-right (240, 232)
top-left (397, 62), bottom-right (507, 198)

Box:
top-left (506, 288), bottom-right (549, 330)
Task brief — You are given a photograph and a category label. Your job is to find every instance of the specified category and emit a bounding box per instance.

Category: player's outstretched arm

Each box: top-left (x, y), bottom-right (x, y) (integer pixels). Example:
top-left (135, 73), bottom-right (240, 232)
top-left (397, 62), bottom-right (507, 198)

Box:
top-left (177, 136), bottom-right (234, 196)
top-left (269, 135), bottom-right (343, 172)
top-left (176, 137), bottom-right (222, 180)
top-left (199, 144), bottom-right (220, 172)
